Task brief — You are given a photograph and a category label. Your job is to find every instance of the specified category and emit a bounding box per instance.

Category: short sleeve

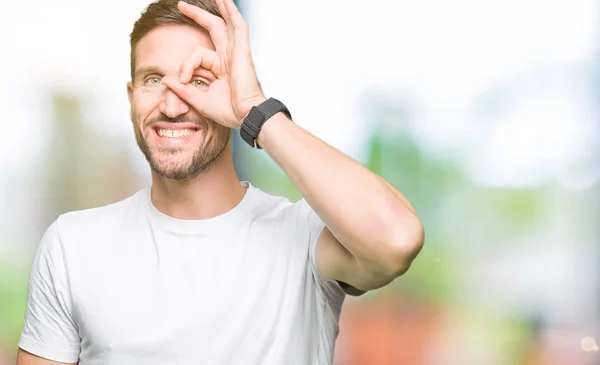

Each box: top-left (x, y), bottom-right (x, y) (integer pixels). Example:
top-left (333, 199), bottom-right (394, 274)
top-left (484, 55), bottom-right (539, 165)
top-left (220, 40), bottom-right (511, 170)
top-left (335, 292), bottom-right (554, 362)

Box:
top-left (19, 220), bottom-right (81, 363)
top-left (293, 199), bottom-right (365, 308)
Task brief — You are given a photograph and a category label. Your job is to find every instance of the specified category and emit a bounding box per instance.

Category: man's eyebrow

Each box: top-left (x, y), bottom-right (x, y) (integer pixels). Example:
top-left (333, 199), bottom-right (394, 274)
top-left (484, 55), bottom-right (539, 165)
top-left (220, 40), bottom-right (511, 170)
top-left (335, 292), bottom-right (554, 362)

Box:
top-left (135, 65), bottom-right (214, 79)
top-left (135, 66), bottom-right (163, 79)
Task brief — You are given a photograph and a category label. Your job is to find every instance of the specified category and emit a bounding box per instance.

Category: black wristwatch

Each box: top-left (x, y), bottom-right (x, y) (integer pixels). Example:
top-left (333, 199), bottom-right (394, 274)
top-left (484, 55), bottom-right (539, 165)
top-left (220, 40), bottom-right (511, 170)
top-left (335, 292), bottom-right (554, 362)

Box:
top-left (240, 98), bottom-right (292, 149)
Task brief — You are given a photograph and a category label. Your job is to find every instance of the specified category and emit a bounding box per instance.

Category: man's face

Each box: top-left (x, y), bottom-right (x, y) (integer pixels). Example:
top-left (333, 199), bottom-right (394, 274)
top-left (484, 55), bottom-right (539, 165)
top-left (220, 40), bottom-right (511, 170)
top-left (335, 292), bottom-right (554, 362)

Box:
top-left (127, 25), bottom-right (230, 182)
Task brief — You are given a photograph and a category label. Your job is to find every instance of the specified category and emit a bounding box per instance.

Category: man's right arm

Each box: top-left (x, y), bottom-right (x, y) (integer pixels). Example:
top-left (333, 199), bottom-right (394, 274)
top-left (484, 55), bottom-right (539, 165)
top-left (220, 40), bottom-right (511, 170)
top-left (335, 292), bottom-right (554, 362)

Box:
top-left (19, 220), bottom-right (81, 364)
top-left (17, 349), bottom-right (77, 365)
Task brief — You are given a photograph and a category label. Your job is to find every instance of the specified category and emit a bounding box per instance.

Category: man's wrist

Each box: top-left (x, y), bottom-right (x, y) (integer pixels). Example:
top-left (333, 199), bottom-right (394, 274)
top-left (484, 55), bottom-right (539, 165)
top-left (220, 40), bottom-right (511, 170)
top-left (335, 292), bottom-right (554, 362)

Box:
top-left (239, 97), bottom-right (292, 149)
top-left (237, 95), bottom-right (267, 129)
top-left (255, 111), bottom-right (294, 149)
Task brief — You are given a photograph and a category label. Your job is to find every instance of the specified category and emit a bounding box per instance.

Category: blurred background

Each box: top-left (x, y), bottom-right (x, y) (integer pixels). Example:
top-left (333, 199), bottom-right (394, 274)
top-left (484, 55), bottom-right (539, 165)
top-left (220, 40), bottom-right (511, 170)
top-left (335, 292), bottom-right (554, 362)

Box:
top-left (1, 0), bottom-right (599, 364)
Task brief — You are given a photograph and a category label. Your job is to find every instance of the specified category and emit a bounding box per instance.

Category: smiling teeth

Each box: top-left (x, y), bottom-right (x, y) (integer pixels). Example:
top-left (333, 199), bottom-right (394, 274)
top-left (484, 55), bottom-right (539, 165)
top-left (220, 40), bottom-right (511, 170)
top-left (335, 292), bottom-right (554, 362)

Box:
top-left (157, 129), bottom-right (196, 138)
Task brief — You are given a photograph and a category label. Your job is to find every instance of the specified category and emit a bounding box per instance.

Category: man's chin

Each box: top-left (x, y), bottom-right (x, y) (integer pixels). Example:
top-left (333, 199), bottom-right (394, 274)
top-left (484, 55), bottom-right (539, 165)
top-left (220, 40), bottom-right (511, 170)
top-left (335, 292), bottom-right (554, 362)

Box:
top-left (151, 165), bottom-right (197, 181)
top-left (153, 144), bottom-right (194, 155)
top-left (146, 153), bottom-right (195, 178)
top-left (142, 133), bottom-right (229, 181)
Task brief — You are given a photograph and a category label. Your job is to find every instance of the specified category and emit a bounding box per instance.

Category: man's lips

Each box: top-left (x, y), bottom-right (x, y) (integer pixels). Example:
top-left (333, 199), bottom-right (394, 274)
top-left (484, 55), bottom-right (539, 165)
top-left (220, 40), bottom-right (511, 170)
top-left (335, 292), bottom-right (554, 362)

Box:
top-left (148, 122), bottom-right (203, 142)
top-left (150, 122), bottom-right (203, 132)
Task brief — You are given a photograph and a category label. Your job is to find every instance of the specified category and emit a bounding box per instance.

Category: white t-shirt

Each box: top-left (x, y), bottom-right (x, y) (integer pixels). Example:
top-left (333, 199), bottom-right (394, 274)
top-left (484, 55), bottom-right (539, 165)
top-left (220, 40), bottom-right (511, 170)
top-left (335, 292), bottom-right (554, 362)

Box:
top-left (19, 182), bottom-right (361, 365)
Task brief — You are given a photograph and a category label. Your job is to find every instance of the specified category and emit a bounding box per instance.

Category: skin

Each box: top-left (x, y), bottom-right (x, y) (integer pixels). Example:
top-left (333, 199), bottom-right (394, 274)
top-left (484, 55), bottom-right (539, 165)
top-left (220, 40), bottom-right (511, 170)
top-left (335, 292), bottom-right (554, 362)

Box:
top-left (130, 25), bottom-right (232, 182)
top-left (18, 0), bottom-right (424, 363)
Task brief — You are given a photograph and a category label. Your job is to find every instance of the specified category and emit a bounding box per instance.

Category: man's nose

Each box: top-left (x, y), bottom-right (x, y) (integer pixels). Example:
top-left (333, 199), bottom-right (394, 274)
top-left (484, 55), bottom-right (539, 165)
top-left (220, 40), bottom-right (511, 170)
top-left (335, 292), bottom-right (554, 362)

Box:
top-left (159, 88), bottom-right (190, 118)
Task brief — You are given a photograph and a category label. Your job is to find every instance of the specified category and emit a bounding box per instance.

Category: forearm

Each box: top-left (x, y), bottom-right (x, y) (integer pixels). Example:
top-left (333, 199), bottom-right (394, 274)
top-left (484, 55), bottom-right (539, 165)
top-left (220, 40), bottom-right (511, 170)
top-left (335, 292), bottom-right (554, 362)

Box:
top-left (257, 113), bottom-right (423, 268)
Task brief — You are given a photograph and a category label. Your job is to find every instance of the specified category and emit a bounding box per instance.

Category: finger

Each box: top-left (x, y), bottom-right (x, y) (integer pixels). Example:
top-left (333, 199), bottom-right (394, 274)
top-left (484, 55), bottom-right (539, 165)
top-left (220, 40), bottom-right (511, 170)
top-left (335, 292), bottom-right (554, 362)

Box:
top-left (223, 0), bottom-right (246, 28)
top-left (161, 75), bottom-right (207, 113)
top-left (178, 1), bottom-right (227, 50)
top-left (215, 0), bottom-right (229, 23)
top-left (216, 0), bottom-right (234, 52)
top-left (179, 47), bottom-right (217, 83)
top-left (223, 0), bottom-right (250, 53)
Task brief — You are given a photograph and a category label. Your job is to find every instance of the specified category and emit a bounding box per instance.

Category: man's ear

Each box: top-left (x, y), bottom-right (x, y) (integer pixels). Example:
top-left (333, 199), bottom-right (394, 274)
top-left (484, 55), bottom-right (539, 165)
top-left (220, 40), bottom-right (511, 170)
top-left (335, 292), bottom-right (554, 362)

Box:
top-left (127, 81), bottom-right (135, 122)
top-left (127, 81), bottom-right (133, 103)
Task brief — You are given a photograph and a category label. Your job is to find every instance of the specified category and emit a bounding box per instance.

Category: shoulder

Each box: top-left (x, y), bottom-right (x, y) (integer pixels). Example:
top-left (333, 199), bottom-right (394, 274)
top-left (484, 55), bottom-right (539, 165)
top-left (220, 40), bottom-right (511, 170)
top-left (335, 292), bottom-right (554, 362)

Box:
top-left (247, 184), bottom-right (322, 239)
top-left (246, 184), bottom-right (312, 222)
top-left (53, 189), bottom-right (147, 244)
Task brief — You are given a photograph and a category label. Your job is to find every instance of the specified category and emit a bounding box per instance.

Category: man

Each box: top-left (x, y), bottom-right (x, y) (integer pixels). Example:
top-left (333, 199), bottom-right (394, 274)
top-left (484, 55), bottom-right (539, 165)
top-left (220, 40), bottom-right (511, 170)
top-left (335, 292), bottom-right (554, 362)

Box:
top-left (17, 0), bottom-right (424, 364)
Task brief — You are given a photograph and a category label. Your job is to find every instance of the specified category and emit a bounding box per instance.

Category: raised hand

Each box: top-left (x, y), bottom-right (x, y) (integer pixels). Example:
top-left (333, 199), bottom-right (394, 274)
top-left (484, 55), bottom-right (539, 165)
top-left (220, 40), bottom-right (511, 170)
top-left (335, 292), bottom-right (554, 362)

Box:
top-left (161, 0), bottom-right (266, 129)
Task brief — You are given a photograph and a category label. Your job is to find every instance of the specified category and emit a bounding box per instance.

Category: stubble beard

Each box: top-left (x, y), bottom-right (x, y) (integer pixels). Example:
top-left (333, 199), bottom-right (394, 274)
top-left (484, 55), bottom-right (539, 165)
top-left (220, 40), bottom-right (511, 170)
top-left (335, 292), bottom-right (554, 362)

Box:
top-left (133, 117), bottom-right (231, 183)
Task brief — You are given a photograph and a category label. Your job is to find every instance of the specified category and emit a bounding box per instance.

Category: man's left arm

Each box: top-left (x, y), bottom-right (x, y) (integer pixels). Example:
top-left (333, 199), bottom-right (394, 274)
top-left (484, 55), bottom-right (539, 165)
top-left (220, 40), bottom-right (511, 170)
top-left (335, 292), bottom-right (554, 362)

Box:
top-left (167, 1), bottom-right (423, 292)
top-left (257, 111), bottom-right (425, 292)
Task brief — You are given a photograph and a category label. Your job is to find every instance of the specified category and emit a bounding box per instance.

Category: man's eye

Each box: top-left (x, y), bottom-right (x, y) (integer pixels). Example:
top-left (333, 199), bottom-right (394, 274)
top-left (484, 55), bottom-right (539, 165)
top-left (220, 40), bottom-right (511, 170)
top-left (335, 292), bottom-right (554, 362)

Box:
top-left (191, 79), bottom-right (208, 87)
top-left (146, 77), bottom-right (162, 85)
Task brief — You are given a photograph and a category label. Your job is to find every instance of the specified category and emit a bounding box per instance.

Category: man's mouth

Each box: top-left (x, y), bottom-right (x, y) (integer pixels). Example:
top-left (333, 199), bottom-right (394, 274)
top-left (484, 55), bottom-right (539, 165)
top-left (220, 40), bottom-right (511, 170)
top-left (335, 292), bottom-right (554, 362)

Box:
top-left (148, 122), bottom-right (203, 146)
top-left (156, 128), bottom-right (198, 138)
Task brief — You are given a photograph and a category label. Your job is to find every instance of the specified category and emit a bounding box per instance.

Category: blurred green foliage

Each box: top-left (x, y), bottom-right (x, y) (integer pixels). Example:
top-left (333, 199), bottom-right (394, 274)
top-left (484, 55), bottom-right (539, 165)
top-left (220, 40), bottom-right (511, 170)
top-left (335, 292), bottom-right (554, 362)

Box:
top-left (0, 255), bottom-right (28, 352)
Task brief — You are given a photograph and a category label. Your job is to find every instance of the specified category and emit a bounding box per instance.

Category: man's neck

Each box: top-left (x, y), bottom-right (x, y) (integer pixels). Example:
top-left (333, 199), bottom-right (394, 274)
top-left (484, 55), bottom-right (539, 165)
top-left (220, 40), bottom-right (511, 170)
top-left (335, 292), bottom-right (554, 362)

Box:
top-left (149, 151), bottom-right (247, 220)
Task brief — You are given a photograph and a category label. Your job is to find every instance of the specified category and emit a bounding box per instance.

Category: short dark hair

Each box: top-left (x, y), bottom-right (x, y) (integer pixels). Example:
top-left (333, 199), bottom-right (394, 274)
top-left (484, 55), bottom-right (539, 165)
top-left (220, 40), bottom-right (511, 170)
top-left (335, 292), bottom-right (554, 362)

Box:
top-left (129, 0), bottom-right (222, 81)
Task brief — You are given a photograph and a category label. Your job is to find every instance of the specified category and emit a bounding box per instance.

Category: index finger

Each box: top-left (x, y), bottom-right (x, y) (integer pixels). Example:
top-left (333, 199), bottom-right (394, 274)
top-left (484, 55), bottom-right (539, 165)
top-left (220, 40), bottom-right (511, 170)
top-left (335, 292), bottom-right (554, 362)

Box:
top-left (180, 46), bottom-right (217, 83)
top-left (178, 1), bottom-right (227, 50)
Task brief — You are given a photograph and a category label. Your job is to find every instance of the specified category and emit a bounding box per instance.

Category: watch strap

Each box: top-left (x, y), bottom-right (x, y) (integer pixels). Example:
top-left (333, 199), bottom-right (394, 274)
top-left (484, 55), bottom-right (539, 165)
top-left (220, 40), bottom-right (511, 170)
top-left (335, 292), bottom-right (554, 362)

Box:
top-left (240, 98), bottom-right (291, 149)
